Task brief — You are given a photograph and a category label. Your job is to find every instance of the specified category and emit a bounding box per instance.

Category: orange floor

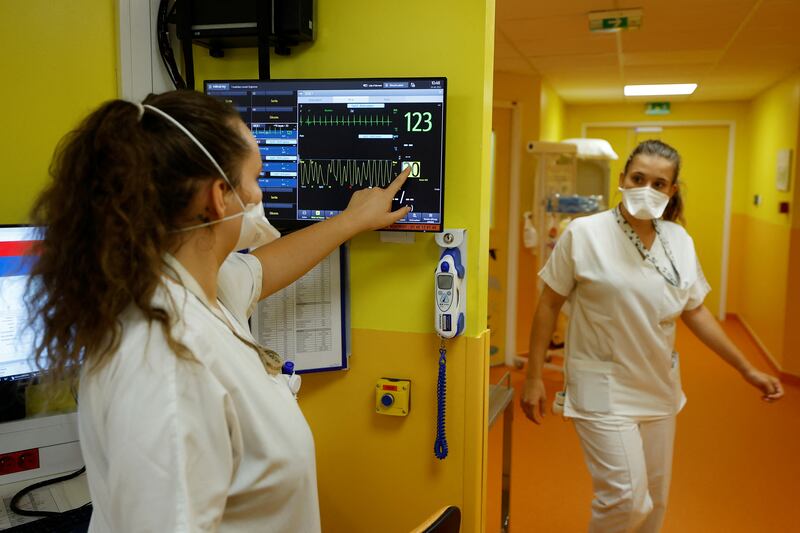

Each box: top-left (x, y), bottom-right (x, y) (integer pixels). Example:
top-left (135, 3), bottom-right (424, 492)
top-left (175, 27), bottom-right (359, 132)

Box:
top-left (486, 318), bottom-right (800, 532)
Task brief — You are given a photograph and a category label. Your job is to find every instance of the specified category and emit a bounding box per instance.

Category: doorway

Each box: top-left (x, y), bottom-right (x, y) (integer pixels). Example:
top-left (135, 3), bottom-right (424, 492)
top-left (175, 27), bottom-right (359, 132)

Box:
top-left (489, 107), bottom-right (512, 366)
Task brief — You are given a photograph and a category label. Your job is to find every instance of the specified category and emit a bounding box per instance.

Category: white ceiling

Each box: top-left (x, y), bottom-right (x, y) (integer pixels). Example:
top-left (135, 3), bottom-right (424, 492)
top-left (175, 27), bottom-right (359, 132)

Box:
top-left (495, 0), bottom-right (800, 103)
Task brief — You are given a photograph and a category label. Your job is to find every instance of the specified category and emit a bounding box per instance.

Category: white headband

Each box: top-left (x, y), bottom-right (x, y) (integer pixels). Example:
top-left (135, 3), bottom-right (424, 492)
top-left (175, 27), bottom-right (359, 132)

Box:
top-left (131, 101), bottom-right (145, 121)
top-left (138, 103), bottom-right (245, 210)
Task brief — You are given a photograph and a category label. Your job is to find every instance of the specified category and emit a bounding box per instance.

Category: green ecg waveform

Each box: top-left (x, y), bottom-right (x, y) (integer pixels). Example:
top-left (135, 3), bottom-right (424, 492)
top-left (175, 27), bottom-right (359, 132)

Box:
top-left (300, 114), bottom-right (392, 127)
top-left (300, 159), bottom-right (395, 187)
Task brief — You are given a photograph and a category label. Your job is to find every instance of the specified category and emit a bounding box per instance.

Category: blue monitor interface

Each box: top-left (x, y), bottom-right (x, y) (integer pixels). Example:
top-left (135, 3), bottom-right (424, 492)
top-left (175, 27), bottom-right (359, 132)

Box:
top-left (205, 78), bottom-right (447, 232)
top-left (0, 226), bottom-right (42, 383)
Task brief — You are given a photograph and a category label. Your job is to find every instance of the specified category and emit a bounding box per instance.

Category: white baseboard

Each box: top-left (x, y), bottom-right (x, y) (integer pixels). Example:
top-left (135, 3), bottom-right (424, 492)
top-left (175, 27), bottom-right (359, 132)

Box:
top-left (734, 314), bottom-right (783, 373)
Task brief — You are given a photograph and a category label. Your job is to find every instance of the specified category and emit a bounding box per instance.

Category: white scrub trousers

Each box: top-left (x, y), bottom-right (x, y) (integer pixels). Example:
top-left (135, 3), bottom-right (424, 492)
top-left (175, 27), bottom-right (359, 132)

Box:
top-left (573, 415), bottom-right (677, 533)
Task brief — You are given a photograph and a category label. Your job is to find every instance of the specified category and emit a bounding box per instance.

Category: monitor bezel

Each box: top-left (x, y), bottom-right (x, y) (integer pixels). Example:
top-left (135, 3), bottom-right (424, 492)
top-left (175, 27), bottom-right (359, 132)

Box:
top-left (204, 76), bottom-right (448, 234)
top-left (0, 223), bottom-right (44, 383)
top-left (0, 224), bottom-right (46, 423)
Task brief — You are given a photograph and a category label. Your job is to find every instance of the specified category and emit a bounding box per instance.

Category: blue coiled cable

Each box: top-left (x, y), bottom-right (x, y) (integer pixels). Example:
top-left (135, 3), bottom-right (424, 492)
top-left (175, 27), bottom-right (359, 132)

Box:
top-left (434, 344), bottom-right (448, 460)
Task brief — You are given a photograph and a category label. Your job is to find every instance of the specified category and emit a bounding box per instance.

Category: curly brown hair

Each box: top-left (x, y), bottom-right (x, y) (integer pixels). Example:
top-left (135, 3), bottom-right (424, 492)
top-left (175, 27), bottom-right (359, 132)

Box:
top-left (27, 90), bottom-right (252, 381)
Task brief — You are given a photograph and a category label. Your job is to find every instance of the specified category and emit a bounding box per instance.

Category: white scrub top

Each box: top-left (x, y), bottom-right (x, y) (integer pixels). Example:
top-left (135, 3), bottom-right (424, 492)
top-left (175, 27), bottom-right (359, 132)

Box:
top-left (540, 209), bottom-right (711, 418)
top-left (78, 252), bottom-right (321, 532)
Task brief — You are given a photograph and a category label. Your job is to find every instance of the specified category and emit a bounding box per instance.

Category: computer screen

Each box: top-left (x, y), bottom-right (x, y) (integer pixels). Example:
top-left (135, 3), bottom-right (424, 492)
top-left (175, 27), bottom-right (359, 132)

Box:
top-left (0, 225), bottom-right (42, 383)
top-left (205, 77), bottom-right (447, 232)
top-left (0, 227), bottom-right (82, 482)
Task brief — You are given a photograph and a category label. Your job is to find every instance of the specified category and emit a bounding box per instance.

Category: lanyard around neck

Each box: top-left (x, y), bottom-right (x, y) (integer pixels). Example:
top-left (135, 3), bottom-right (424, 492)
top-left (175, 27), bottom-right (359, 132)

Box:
top-left (613, 206), bottom-right (681, 287)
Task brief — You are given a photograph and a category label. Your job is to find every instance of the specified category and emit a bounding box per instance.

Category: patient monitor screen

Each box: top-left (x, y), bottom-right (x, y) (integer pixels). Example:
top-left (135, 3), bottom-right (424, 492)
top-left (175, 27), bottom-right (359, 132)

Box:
top-left (206, 78), bottom-right (447, 232)
top-left (0, 226), bottom-right (42, 382)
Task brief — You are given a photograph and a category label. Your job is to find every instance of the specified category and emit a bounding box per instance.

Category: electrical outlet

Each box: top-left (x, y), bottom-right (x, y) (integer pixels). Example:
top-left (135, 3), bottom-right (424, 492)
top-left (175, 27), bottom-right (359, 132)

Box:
top-left (0, 448), bottom-right (40, 477)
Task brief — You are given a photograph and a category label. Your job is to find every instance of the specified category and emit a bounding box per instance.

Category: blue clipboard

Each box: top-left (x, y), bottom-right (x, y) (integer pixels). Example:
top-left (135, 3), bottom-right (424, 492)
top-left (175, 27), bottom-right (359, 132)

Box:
top-left (250, 244), bottom-right (350, 373)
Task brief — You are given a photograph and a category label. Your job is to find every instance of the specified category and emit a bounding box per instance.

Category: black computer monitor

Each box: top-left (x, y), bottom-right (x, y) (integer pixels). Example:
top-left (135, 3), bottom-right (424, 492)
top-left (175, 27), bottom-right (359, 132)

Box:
top-left (0, 229), bottom-right (83, 481)
top-left (205, 77), bottom-right (447, 233)
top-left (0, 225), bottom-right (44, 422)
top-left (0, 225), bottom-right (42, 383)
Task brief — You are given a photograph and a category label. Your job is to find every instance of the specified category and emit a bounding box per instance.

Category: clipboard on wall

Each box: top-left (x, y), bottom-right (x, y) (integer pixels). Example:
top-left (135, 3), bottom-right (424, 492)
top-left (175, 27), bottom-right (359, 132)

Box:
top-left (251, 245), bottom-right (350, 373)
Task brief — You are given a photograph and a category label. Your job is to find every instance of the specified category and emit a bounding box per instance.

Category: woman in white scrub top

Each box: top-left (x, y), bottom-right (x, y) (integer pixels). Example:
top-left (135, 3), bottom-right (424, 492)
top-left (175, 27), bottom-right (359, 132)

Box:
top-left (521, 140), bottom-right (784, 533)
top-left (26, 91), bottom-right (412, 532)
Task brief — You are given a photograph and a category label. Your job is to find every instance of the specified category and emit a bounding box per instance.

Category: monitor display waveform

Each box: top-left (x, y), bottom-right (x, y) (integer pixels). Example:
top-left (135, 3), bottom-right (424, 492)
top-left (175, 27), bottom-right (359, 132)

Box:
top-left (252, 124), bottom-right (297, 139)
top-left (206, 77), bottom-right (446, 232)
top-left (300, 159), bottom-right (396, 188)
top-left (300, 114), bottom-right (392, 127)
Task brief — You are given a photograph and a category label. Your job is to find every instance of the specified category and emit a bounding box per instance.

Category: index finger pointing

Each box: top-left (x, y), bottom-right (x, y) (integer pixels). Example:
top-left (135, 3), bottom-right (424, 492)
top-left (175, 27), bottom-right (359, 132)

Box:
top-left (386, 165), bottom-right (412, 195)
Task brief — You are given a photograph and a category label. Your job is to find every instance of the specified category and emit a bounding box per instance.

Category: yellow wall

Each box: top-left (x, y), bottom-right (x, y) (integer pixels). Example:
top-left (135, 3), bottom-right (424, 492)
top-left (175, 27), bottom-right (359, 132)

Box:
top-left (194, 1), bottom-right (496, 530)
top-left (740, 218), bottom-right (791, 361)
top-left (488, 107), bottom-right (512, 365)
top-left (785, 224), bottom-right (800, 375)
top-left (745, 72), bottom-right (799, 224)
top-left (492, 72), bottom-right (543, 355)
top-left (563, 101), bottom-right (751, 213)
top-left (303, 329), bottom-right (490, 532)
top-left (0, 0), bottom-right (118, 224)
top-left (787, 111), bottom-right (800, 374)
top-left (491, 77), bottom-right (565, 361)
top-left (194, 4), bottom-right (493, 339)
top-left (4, 0), bottom-right (497, 530)
top-left (740, 71), bottom-right (800, 373)
top-left (539, 81), bottom-right (565, 142)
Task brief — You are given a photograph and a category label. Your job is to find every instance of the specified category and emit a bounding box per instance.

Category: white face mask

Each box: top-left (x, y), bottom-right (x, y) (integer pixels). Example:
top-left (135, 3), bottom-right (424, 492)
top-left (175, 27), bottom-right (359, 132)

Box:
top-left (142, 104), bottom-right (281, 249)
top-left (234, 201), bottom-right (280, 250)
top-left (618, 186), bottom-right (671, 220)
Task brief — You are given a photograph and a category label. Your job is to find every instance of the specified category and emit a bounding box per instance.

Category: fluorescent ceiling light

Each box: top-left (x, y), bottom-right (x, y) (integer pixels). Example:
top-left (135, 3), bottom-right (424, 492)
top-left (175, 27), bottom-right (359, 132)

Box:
top-left (624, 84), bottom-right (697, 96)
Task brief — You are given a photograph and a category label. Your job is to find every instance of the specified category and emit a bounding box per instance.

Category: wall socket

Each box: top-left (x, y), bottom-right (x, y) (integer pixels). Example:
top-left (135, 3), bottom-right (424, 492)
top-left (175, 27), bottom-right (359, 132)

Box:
top-left (0, 448), bottom-right (40, 477)
top-left (753, 194), bottom-right (762, 206)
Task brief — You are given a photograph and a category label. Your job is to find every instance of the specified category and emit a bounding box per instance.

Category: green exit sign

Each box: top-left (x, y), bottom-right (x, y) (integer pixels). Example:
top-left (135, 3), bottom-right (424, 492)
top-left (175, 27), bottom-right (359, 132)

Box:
top-left (589, 9), bottom-right (642, 32)
top-left (645, 102), bottom-right (671, 115)
top-left (603, 17), bottom-right (628, 29)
